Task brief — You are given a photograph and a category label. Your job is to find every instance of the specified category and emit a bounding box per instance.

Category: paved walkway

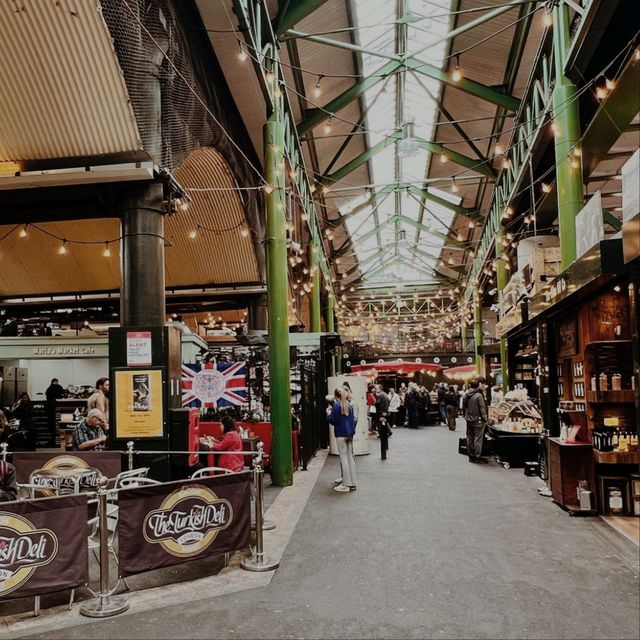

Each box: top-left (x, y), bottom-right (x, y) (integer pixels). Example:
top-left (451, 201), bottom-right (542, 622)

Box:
top-left (23, 423), bottom-right (640, 639)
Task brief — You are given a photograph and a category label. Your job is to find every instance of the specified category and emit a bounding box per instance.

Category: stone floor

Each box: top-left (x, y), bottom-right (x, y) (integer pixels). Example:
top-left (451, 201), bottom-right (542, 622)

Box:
top-left (18, 421), bottom-right (640, 639)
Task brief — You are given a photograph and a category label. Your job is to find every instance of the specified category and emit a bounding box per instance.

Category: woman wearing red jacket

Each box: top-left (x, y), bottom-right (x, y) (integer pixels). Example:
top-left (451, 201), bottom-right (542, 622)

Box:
top-left (210, 416), bottom-right (244, 473)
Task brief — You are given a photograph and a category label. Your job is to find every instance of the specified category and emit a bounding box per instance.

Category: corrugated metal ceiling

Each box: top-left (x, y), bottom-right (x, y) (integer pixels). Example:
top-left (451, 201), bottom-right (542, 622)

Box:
top-left (0, 148), bottom-right (259, 296)
top-left (0, 0), bottom-right (142, 163)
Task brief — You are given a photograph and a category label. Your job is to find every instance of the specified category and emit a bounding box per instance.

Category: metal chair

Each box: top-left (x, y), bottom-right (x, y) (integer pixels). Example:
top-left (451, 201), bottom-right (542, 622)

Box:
top-left (117, 476), bottom-right (161, 489)
top-left (87, 497), bottom-right (127, 592)
top-left (111, 467), bottom-right (150, 488)
top-left (190, 466), bottom-right (234, 478)
top-left (17, 481), bottom-right (59, 500)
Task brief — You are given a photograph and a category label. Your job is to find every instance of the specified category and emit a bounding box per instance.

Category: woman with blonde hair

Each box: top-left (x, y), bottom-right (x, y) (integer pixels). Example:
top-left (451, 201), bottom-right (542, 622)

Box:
top-left (328, 388), bottom-right (357, 493)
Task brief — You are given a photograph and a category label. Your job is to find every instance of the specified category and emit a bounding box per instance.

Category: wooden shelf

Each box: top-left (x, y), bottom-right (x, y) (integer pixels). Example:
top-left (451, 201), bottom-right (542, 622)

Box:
top-left (587, 390), bottom-right (636, 404)
top-left (594, 450), bottom-right (640, 465)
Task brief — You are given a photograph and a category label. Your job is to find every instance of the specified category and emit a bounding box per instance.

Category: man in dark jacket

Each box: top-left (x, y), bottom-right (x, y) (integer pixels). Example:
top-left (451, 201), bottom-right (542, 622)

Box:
top-left (437, 383), bottom-right (447, 425)
top-left (374, 385), bottom-right (391, 437)
top-left (463, 377), bottom-right (489, 463)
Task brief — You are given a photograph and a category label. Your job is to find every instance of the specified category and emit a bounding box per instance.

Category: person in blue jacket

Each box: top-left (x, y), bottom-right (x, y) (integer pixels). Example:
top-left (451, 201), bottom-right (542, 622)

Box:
top-left (328, 388), bottom-right (357, 493)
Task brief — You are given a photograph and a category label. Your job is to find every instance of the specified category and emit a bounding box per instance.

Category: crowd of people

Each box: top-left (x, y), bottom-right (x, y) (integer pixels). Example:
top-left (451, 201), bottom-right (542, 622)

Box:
top-left (365, 381), bottom-right (469, 433)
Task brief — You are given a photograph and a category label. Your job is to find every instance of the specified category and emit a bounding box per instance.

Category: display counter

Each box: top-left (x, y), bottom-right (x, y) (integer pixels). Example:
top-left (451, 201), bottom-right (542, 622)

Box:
top-left (487, 424), bottom-right (542, 469)
top-left (547, 437), bottom-right (596, 515)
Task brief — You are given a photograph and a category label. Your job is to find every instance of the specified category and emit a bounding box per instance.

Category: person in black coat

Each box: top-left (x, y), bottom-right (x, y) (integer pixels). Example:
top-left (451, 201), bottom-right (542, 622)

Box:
top-left (45, 378), bottom-right (65, 447)
top-left (11, 392), bottom-right (35, 451)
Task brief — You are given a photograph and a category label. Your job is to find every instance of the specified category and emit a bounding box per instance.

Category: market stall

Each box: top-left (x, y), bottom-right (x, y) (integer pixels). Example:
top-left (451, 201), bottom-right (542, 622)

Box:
top-left (488, 390), bottom-right (543, 469)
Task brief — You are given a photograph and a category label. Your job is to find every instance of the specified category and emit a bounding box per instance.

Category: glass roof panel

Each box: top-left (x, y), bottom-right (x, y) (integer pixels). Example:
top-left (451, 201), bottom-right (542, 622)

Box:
top-left (349, 0), bottom-right (454, 288)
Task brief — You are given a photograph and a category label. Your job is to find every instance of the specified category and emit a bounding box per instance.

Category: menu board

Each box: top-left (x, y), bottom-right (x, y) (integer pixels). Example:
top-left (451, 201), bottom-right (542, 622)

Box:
top-left (114, 368), bottom-right (165, 439)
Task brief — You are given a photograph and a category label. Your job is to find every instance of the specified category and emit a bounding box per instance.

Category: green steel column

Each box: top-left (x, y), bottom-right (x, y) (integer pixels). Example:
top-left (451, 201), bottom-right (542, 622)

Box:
top-left (496, 228), bottom-right (509, 392)
top-left (264, 114), bottom-right (292, 487)
top-left (309, 242), bottom-right (321, 332)
top-left (325, 292), bottom-right (336, 376)
top-left (552, 3), bottom-right (584, 269)
top-left (474, 293), bottom-right (483, 376)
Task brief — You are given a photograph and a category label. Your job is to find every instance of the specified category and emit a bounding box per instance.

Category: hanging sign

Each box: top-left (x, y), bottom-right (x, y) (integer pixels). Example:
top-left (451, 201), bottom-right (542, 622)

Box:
top-left (0, 495), bottom-right (88, 600)
top-left (114, 368), bottom-right (165, 439)
top-left (126, 331), bottom-right (153, 367)
top-left (117, 473), bottom-right (251, 576)
top-left (575, 192), bottom-right (604, 260)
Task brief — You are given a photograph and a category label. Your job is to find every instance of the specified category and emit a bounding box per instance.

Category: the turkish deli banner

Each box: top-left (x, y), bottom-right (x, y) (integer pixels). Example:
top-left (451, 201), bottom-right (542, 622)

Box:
top-left (0, 495), bottom-right (88, 600)
top-left (13, 452), bottom-right (121, 487)
top-left (118, 472), bottom-right (251, 576)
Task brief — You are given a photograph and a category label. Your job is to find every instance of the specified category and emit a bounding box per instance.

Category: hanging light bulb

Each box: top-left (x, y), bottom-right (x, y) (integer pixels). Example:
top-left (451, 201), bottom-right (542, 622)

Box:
top-left (238, 43), bottom-right (248, 63)
top-left (494, 142), bottom-right (504, 156)
top-left (595, 83), bottom-right (608, 100)
top-left (440, 152), bottom-right (448, 164)
top-left (543, 9), bottom-right (553, 28)
top-left (468, 220), bottom-right (475, 229)
top-left (451, 177), bottom-right (459, 193)
top-left (240, 225), bottom-right (250, 238)
top-left (324, 116), bottom-right (333, 135)
top-left (263, 183), bottom-right (274, 194)
top-left (18, 225), bottom-right (28, 238)
top-left (313, 75), bottom-right (323, 99)
top-left (103, 243), bottom-right (111, 258)
top-left (452, 55), bottom-right (463, 82)
top-left (58, 240), bottom-right (67, 255)
top-left (573, 146), bottom-right (582, 157)
top-left (541, 182), bottom-right (551, 193)
top-left (551, 120), bottom-right (559, 135)
top-left (502, 157), bottom-right (511, 169)
top-left (605, 78), bottom-right (616, 91)
top-left (265, 69), bottom-right (275, 84)
top-left (188, 228), bottom-right (198, 240)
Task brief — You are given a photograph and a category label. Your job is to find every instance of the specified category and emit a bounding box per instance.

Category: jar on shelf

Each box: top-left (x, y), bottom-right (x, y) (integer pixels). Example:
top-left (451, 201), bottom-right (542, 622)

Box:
top-left (590, 375), bottom-right (597, 391)
top-left (599, 373), bottom-right (608, 391)
top-left (611, 374), bottom-right (622, 391)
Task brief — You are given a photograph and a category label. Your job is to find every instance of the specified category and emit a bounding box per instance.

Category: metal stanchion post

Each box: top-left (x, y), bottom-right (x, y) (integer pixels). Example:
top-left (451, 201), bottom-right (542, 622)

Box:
top-left (80, 476), bottom-right (129, 618)
top-left (127, 441), bottom-right (134, 471)
top-left (241, 446), bottom-right (279, 572)
top-left (249, 443), bottom-right (275, 532)
top-left (0, 442), bottom-right (7, 462)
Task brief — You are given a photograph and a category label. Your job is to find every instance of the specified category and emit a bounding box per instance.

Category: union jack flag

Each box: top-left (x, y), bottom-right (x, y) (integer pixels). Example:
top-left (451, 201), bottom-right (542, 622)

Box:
top-left (181, 361), bottom-right (247, 408)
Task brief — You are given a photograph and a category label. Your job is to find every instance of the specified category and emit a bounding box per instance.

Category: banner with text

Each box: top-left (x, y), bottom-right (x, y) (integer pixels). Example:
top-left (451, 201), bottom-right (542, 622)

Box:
top-left (117, 472), bottom-right (251, 576)
top-left (0, 495), bottom-right (88, 600)
top-left (13, 452), bottom-right (122, 489)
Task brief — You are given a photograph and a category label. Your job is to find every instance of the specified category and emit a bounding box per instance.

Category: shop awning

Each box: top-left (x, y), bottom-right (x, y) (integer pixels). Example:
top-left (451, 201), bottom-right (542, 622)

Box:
top-left (350, 361), bottom-right (442, 374)
top-left (442, 363), bottom-right (500, 379)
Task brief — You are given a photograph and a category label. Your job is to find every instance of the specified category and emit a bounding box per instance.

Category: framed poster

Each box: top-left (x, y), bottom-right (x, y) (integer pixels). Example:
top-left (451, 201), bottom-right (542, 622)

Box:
top-left (557, 316), bottom-right (578, 358)
top-left (113, 367), bottom-right (165, 439)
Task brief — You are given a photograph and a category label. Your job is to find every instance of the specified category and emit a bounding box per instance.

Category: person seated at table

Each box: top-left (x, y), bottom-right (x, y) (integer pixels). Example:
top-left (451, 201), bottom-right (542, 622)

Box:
top-left (0, 459), bottom-right (17, 502)
top-left (209, 416), bottom-right (244, 473)
top-left (72, 408), bottom-right (107, 451)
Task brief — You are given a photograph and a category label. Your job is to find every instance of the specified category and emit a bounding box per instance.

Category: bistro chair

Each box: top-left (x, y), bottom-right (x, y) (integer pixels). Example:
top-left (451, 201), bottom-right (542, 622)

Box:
top-left (190, 466), bottom-right (234, 478)
top-left (117, 476), bottom-right (161, 489)
top-left (111, 467), bottom-right (150, 488)
top-left (87, 497), bottom-right (128, 592)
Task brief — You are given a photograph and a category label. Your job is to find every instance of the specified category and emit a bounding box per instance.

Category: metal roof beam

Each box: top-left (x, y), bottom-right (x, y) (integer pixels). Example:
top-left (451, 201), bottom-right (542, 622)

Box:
top-left (297, 60), bottom-right (402, 135)
top-left (322, 132), bottom-right (403, 185)
top-left (405, 184), bottom-right (480, 220)
top-left (413, 137), bottom-right (496, 179)
top-left (273, 0), bottom-right (332, 36)
top-left (287, 32), bottom-right (520, 113)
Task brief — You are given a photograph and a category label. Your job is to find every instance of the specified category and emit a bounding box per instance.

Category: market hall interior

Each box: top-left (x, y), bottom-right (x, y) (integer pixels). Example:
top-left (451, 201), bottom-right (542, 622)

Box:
top-left (0, 0), bottom-right (639, 638)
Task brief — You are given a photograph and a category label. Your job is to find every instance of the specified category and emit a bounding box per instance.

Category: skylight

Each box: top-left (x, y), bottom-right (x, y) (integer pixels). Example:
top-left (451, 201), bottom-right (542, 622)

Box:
top-left (347, 0), bottom-right (454, 288)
